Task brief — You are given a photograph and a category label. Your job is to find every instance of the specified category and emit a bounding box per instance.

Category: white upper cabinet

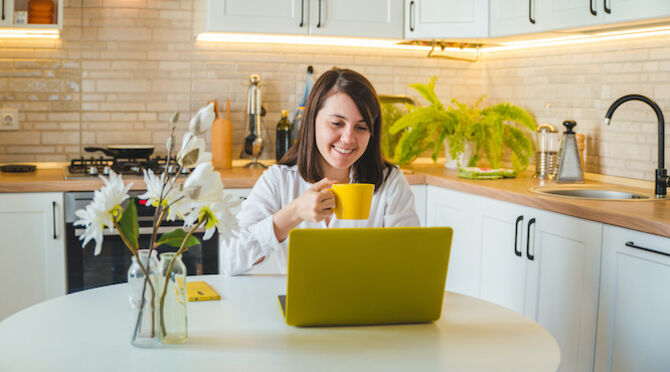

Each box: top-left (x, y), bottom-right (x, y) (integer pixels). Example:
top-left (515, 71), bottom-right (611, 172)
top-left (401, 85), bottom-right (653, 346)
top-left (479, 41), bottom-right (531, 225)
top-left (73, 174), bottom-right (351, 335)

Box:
top-left (311, 0), bottom-right (403, 38)
top-left (201, 0), bottom-right (308, 35)
top-left (1, 0), bottom-right (14, 27)
top-left (198, 0), bottom-right (403, 39)
top-left (405, 0), bottom-right (488, 39)
top-left (491, 0), bottom-right (670, 38)
top-left (602, 0), bottom-right (670, 24)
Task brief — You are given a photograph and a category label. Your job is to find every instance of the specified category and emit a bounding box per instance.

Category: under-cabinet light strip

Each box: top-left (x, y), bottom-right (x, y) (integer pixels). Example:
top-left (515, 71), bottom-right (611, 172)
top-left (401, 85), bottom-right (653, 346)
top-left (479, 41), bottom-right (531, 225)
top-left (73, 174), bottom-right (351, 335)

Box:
top-left (196, 32), bottom-right (479, 53)
top-left (0, 28), bottom-right (59, 39)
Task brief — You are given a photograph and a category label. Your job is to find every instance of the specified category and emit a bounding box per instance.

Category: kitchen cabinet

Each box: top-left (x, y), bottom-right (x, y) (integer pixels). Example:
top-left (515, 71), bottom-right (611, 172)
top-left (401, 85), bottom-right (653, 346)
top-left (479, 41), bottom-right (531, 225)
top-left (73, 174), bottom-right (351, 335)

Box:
top-left (0, 193), bottom-right (66, 321)
top-left (479, 197), bottom-right (602, 372)
top-left (404, 0), bottom-right (488, 39)
top-left (425, 185), bottom-right (482, 297)
top-left (425, 186), bottom-right (601, 372)
top-left (490, 0), bottom-right (670, 38)
top-left (594, 225), bottom-right (670, 372)
top-left (410, 184), bottom-right (426, 227)
top-left (197, 0), bottom-right (403, 39)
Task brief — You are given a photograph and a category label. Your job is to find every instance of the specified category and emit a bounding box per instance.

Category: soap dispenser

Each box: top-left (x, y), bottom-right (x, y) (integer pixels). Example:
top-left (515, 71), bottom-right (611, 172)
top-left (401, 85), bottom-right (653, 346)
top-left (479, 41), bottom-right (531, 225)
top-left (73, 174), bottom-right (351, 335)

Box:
top-left (554, 120), bottom-right (584, 183)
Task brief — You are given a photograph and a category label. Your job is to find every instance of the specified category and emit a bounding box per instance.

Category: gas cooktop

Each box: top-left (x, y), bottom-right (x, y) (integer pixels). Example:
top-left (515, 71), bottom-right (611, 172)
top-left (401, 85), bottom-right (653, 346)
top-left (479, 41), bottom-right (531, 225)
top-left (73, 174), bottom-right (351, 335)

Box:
top-left (64, 156), bottom-right (189, 180)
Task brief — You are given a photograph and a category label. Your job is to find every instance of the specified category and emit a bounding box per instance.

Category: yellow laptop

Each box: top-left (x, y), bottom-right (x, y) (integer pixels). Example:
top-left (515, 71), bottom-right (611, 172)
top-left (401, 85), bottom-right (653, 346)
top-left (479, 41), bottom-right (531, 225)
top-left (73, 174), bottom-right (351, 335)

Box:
top-left (278, 227), bottom-right (453, 327)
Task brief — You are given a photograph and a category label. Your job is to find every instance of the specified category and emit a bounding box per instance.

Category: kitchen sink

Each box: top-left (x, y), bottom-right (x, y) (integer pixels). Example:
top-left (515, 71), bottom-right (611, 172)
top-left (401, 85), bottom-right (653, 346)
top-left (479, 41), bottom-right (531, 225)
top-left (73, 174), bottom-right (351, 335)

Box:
top-left (530, 186), bottom-right (661, 200)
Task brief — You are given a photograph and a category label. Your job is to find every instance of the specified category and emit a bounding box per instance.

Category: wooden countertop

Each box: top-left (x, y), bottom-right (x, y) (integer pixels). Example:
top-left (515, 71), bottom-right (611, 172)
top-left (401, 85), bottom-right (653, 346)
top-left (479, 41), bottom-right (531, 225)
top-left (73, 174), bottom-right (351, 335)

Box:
top-left (1, 162), bottom-right (668, 238)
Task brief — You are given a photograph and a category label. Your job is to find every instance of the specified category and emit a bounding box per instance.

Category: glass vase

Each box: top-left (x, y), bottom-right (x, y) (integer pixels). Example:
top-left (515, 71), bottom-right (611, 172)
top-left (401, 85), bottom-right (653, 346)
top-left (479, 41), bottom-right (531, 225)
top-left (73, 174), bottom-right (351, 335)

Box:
top-left (127, 249), bottom-right (160, 348)
top-left (158, 252), bottom-right (188, 343)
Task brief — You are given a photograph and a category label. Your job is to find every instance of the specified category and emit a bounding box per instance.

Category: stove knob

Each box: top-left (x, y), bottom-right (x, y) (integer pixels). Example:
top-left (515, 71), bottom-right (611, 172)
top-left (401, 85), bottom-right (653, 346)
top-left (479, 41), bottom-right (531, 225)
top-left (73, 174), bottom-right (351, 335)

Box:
top-left (88, 166), bottom-right (98, 176)
top-left (103, 166), bottom-right (111, 176)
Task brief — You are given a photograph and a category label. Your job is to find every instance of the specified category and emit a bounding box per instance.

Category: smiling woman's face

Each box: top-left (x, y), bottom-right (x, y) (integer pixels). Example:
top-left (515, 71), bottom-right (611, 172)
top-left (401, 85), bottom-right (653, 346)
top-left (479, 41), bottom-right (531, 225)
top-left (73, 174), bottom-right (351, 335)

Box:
top-left (314, 92), bottom-right (371, 180)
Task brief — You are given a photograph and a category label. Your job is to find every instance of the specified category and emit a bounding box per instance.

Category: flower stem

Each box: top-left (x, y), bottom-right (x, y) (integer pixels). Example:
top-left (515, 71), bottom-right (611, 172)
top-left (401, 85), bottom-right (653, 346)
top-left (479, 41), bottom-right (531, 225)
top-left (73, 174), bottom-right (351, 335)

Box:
top-left (158, 218), bottom-right (206, 337)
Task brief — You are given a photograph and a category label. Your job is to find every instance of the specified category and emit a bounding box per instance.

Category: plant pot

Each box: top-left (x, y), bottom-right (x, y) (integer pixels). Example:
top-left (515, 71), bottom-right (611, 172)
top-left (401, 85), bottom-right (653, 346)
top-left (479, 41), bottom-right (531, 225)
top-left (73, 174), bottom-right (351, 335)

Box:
top-left (444, 140), bottom-right (475, 170)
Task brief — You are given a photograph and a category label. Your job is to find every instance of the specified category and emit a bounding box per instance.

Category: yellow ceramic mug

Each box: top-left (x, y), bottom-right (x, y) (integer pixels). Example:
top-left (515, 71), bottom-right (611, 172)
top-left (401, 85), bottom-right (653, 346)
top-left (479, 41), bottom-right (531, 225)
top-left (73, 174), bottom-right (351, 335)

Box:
top-left (330, 183), bottom-right (374, 220)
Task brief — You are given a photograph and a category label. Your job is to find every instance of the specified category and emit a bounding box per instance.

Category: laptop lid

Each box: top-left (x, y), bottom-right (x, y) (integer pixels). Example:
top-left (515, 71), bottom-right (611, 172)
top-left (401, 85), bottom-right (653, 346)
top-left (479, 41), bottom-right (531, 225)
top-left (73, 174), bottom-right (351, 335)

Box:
top-left (280, 226), bottom-right (453, 327)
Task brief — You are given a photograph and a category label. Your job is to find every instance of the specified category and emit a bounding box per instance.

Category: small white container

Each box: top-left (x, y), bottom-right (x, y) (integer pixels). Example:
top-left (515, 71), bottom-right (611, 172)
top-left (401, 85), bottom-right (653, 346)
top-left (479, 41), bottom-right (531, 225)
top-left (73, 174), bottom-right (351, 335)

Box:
top-left (14, 11), bottom-right (28, 25)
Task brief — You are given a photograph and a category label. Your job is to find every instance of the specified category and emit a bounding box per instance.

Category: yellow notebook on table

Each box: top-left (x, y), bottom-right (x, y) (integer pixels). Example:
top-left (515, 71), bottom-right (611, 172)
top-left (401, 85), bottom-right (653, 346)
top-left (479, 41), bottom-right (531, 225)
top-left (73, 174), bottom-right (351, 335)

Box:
top-left (186, 281), bottom-right (221, 302)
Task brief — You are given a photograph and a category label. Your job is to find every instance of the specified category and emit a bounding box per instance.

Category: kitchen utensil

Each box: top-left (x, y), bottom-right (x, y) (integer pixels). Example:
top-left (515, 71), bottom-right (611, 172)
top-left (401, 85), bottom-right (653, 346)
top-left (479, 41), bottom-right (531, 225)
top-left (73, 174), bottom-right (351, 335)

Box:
top-left (554, 120), bottom-right (584, 183)
top-left (211, 99), bottom-right (233, 169)
top-left (534, 123), bottom-right (559, 179)
top-left (242, 74), bottom-right (268, 169)
top-left (84, 145), bottom-right (155, 159)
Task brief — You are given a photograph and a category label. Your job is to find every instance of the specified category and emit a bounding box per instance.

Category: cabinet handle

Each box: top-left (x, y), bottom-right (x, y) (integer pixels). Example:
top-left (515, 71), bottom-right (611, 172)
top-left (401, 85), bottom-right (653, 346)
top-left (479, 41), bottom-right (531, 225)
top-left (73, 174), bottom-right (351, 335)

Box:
top-left (317, 0), bottom-right (322, 28)
top-left (514, 215), bottom-right (523, 257)
top-left (1, 0), bottom-right (4, 21)
top-left (528, 0), bottom-right (535, 24)
top-left (590, 0), bottom-right (597, 15)
top-left (625, 241), bottom-right (670, 258)
top-left (409, 1), bottom-right (415, 32)
top-left (526, 218), bottom-right (535, 260)
top-left (52, 201), bottom-right (58, 239)
top-left (299, 0), bottom-right (304, 27)
top-left (604, 0), bottom-right (611, 14)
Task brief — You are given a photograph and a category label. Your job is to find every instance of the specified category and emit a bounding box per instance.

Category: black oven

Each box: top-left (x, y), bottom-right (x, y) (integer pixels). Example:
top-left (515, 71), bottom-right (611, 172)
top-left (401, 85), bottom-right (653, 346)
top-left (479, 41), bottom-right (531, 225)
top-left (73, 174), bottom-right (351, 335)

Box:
top-left (64, 191), bottom-right (218, 294)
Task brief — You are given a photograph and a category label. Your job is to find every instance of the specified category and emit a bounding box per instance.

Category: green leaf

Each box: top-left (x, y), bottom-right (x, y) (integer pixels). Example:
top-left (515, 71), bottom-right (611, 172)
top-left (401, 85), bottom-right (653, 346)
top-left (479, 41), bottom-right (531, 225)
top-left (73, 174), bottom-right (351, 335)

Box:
top-left (157, 228), bottom-right (201, 249)
top-left (118, 198), bottom-right (139, 249)
top-left (408, 76), bottom-right (443, 108)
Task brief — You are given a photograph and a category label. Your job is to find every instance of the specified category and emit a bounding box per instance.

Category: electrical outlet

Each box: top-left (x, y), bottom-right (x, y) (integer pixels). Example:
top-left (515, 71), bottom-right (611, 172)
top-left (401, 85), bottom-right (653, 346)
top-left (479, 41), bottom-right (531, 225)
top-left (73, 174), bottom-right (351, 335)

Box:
top-left (0, 109), bottom-right (19, 131)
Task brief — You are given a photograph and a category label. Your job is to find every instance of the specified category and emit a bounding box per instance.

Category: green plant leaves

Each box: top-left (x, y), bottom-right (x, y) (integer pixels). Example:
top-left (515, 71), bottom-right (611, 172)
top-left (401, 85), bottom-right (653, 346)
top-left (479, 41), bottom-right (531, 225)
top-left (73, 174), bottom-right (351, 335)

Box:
top-left (118, 198), bottom-right (139, 249)
top-left (389, 77), bottom-right (537, 171)
top-left (157, 229), bottom-right (201, 249)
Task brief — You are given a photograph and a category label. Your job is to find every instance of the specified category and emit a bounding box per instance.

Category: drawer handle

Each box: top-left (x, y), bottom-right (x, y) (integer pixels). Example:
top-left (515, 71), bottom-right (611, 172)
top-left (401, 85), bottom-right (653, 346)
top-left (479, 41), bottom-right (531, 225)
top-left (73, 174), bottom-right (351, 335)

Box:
top-left (409, 1), bottom-right (415, 32)
top-left (590, 0), bottom-right (597, 15)
top-left (52, 201), bottom-right (58, 239)
top-left (526, 218), bottom-right (535, 260)
top-left (317, 0), bottom-right (322, 28)
top-left (604, 0), bottom-right (611, 14)
top-left (299, 0), bottom-right (304, 27)
top-left (625, 241), bottom-right (670, 258)
top-left (514, 215), bottom-right (523, 257)
top-left (528, 0), bottom-right (536, 24)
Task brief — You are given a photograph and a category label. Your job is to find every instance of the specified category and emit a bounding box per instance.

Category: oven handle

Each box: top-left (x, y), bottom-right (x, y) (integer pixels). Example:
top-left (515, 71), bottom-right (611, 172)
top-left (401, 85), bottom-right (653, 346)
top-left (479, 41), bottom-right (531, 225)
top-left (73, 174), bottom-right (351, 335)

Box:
top-left (74, 226), bottom-right (207, 237)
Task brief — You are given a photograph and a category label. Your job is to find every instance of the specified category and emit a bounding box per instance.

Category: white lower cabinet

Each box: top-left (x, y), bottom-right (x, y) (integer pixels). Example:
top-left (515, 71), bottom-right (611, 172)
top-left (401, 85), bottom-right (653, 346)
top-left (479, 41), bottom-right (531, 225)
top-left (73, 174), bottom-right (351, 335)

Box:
top-left (427, 186), bottom-right (602, 372)
top-left (426, 185), bottom-right (482, 297)
top-left (595, 225), bottom-right (670, 372)
top-left (0, 193), bottom-right (66, 321)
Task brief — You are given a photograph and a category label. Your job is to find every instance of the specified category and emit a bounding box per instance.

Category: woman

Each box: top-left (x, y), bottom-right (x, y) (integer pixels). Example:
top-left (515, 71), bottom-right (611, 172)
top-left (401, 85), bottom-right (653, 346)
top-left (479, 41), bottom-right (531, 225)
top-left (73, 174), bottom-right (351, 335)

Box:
top-left (221, 68), bottom-right (420, 275)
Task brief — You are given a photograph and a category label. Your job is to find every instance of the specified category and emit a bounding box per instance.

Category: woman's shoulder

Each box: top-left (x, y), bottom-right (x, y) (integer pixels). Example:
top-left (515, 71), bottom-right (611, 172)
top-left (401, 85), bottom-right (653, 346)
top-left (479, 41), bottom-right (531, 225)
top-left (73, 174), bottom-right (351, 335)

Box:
top-left (257, 164), bottom-right (300, 185)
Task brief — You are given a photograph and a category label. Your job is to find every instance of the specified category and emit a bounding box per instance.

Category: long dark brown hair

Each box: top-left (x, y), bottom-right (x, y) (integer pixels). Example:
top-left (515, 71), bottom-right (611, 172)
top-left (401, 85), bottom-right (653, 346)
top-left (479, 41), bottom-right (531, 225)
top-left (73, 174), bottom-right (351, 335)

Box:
top-left (279, 67), bottom-right (393, 190)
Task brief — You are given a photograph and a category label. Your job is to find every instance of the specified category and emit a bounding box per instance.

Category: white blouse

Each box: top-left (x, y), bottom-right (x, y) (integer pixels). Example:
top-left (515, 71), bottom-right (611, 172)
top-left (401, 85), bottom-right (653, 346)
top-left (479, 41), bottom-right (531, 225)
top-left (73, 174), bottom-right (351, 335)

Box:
top-left (219, 164), bottom-right (420, 276)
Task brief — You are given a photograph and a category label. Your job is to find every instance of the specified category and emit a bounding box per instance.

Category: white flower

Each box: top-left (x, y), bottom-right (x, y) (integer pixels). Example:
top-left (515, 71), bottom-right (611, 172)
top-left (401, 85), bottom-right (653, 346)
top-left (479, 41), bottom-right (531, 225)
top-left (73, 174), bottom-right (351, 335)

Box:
top-left (188, 102), bottom-right (215, 135)
top-left (181, 163), bottom-right (240, 240)
top-left (74, 171), bottom-right (133, 255)
top-left (177, 132), bottom-right (212, 168)
top-left (137, 169), bottom-right (186, 221)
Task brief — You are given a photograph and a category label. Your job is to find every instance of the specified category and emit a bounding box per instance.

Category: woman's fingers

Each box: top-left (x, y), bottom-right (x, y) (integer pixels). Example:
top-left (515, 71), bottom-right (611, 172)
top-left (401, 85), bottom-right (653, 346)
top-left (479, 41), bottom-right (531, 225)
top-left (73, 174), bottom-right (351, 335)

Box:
top-left (312, 177), bottom-right (337, 192)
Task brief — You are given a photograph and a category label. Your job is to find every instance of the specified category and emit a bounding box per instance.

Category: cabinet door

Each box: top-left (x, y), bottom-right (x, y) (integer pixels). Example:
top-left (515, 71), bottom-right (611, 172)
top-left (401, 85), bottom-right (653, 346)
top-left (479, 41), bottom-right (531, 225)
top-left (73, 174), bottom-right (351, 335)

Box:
top-left (1, 0), bottom-right (13, 27)
top-left (490, 0), bottom-right (543, 37)
top-left (478, 198), bottom-right (529, 315)
top-left (0, 193), bottom-right (65, 321)
top-left (542, 0), bottom-right (602, 31)
top-left (205, 0), bottom-right (308, 34)
top-left (410, 185), bottom-right (426, 227)
top-left (595, 225), bottom-right (670, 372)
top-left (426, 186), bottom-right (481, 297)
top-left (405, 0), bottom-right (488, 39)
top-left (603, 0), bottom-right (670, 24)
top-left (310, 0), bottom-right (403, 38)
top-left (526, 208), bottom-right (602, 372)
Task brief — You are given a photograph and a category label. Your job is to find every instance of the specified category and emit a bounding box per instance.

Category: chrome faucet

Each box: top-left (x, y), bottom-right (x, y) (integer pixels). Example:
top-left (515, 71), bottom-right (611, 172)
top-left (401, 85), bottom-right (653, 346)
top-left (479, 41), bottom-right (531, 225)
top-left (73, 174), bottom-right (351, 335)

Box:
top-left (605, 94), bottom-right (669, 198)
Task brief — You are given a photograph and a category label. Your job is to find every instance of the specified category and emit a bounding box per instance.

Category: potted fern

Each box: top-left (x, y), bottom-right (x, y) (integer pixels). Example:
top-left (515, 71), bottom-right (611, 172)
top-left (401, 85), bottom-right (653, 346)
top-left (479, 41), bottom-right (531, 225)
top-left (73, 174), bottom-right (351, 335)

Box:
top-left (388, 77), bottom-right (537, 172)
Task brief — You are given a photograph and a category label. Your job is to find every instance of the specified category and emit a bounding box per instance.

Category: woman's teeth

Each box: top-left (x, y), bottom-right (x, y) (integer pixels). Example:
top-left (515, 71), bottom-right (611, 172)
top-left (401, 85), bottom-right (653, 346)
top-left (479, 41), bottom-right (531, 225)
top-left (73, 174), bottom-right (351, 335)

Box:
top-left (334, 146), bottom-right (354, 154)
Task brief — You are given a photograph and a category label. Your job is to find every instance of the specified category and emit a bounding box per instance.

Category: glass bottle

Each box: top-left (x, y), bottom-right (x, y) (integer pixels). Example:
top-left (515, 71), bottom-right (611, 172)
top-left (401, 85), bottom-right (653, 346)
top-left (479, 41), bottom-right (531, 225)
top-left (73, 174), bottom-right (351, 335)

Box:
top-left (128, 249), bottom-right (159, 348)
top-left (291, 106), bottom-right (304, 146)
top-left (158, 252), bottom-right (188, 344)
top-left (276, 110), bottom-right (292, 161)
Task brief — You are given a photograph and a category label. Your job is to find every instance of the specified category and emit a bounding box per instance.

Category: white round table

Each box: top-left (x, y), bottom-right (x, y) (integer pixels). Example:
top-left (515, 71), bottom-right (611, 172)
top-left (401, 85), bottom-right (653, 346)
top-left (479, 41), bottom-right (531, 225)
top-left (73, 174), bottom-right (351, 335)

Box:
top-left (0, 275), bottom-right (560, 371)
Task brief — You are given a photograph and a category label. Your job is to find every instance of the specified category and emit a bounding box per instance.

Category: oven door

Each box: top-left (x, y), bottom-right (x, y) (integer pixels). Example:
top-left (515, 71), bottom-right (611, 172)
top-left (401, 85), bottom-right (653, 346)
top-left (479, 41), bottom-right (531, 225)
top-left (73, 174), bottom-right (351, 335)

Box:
top-left (65, 193), bottom-right (218, 294)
